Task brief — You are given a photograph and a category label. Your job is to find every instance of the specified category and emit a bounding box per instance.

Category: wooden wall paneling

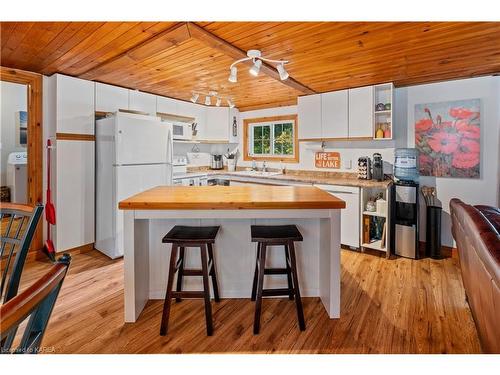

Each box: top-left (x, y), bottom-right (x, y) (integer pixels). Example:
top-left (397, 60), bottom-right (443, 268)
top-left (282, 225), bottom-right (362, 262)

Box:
top-left (0, 67), bottom-right (43, 255)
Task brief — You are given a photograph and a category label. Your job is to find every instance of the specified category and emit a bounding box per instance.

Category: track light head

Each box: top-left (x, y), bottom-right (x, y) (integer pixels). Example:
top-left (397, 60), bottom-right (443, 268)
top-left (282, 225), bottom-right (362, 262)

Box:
top-left (228, 66), bottom-right (238, 83)
top-left (190, 93), bottom-right (199, 103)
top-left (227, 99), bottom-right (235, 108)
top-left (249, 59), bottom-right (262, 77)
top-left (277, 63), bottom-right (289, 81)
top-left (205, 96), bottom-right (211, 106)
top-left (216, 97), bottom-right (222, 107)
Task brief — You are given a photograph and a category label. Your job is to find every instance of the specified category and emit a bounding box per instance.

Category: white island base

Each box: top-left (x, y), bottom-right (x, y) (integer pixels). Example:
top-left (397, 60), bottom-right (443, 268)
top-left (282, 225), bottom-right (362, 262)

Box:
top-left (123, 209), bottom-right (341, 322)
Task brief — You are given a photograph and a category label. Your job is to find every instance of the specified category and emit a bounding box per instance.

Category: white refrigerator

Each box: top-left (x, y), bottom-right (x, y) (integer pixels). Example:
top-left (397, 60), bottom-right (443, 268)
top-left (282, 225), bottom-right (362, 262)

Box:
top-left (95, 112), bottom-right (173, 259)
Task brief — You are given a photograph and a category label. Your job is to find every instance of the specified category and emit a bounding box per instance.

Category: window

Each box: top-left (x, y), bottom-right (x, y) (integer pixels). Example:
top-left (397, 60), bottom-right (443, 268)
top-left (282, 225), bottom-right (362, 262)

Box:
top-left (243, 115), bottom-right (298, 163)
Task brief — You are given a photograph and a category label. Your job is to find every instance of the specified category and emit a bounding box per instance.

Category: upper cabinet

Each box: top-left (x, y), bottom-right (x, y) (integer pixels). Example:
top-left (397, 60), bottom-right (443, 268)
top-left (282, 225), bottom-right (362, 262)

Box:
top-left (129, 90), bottom-right (156, 115)
top-left (204, 107), bottom-right (230, 141)
top-left (348, 86), bottom-right (373, 138)
top-left (298, 94), bottom-right (322, 140)
top-left (157, 96), bottom-right (181, 115)
top-left (321, 90), bottom-right (348, 138)
top-left (52, 74), bottom-right (95, 135)
top-left (95, 82), bottom-right (129, 113)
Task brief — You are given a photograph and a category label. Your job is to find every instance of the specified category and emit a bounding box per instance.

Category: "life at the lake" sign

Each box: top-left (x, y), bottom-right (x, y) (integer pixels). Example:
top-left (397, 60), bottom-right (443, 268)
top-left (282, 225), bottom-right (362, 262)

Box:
top-left (315, 152), bottom-right (341, 169)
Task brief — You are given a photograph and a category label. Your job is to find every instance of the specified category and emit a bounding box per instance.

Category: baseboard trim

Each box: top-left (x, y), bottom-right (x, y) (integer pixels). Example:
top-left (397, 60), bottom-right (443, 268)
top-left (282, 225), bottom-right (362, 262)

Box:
top-left (28, 243), bottom-right (94, 262)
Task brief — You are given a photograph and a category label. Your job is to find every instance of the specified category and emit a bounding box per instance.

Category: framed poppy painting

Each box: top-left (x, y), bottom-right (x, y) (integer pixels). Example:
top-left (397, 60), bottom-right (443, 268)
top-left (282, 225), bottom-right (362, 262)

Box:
top-left (415, 99), bottom-right (480, 178)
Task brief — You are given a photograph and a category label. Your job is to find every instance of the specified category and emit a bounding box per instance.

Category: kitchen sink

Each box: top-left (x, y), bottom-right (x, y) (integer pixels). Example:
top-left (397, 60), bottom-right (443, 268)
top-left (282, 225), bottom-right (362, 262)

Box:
top-left (231, 170), bottom-right (282, 177)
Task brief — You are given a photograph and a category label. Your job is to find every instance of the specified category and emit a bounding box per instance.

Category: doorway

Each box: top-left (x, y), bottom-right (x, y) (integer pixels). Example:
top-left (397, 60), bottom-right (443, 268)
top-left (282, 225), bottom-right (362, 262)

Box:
top-left (1, 67), bottom-right (43, 253)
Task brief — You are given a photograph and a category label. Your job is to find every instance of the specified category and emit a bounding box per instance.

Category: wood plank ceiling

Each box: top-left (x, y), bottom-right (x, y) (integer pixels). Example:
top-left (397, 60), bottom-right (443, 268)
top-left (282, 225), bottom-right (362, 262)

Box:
top-left (1, 21), bottom-right (499, 111)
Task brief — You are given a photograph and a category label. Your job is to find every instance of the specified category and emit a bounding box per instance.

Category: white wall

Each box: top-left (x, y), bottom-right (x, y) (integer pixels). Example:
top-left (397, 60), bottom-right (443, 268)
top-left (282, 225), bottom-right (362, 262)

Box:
top-left (0, 81), bottom-right (27, 185)
top-left (237, 105), bottom-right (402, 174)
top-left (401, 76), bottom-right (500, 246)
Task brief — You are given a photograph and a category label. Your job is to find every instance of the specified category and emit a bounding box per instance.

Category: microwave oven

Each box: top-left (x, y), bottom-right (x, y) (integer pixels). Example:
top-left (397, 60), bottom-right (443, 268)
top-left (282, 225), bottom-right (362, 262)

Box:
top-left (172, 122), bottom-right (192, 140)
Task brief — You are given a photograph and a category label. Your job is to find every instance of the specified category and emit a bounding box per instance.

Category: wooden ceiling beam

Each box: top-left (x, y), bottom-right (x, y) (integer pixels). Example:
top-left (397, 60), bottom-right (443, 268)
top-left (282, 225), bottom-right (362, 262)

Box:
top-left (78, 22), bottom-right (191, 81)
top-left (186, 22), bottom-right (315, 95)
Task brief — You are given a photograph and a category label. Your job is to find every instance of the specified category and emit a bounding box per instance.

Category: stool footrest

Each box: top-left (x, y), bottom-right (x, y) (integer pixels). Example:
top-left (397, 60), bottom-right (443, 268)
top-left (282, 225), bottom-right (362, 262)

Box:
top-left (171, 291), bottom-right (205, 299)
top-left (264, 268), bottom-right (289, 275)
top-left (182, 269), bottom-right (203, 276)
top-left (262, 288), bottom-right (294, 297)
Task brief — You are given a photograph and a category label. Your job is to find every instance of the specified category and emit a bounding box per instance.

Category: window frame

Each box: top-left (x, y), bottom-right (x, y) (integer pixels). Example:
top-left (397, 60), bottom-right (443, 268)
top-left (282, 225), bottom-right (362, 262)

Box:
top-left (243, 114), bottom-right (299, 163)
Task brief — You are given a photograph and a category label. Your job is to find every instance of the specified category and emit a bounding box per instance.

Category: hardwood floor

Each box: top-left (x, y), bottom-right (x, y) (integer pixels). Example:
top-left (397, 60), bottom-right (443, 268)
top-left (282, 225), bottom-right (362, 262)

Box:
top-left (16, 249), bottom-right (481, 354)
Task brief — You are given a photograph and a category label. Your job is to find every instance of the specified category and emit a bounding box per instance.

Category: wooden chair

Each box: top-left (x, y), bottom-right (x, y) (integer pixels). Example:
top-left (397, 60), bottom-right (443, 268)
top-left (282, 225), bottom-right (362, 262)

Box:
top-left (0, 254), bottom-right (71, 354)
top-left (1, 203), bottom-right (44, 304)
top-left (250, 224), bottom-right (306, 334)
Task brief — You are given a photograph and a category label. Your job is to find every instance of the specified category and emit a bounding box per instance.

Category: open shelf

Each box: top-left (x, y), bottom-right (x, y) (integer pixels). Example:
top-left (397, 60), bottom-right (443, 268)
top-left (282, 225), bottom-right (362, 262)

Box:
top-left (362, 240), bottom-right (387, 252)
top-left (373, 83), bottom-right (393, 140)
top-left (363, 210), bottom-right (387, 218)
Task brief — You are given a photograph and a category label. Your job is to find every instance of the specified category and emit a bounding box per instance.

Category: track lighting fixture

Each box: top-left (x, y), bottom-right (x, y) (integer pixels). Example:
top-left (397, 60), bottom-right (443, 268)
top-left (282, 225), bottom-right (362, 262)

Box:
top-left (228, 49), bottom-right (289, 83)
top-left (191, 90), bottom-right (234, 108)
top-left (190, 92), bottom-right (199, 103)
top-left (228, 66), bottom-right (237, 83)
top-left (277, 63), bottom-right (289, 81)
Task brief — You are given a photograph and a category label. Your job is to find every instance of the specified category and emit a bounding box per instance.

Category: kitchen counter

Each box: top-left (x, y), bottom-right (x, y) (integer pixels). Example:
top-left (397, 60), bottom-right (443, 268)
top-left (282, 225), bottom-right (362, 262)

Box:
top-left (118, 185), bottom-right (346, 210)
top-left (191, 168), bottom-right (392, 188)
top-left (119, 185), bottom-right (344, 323)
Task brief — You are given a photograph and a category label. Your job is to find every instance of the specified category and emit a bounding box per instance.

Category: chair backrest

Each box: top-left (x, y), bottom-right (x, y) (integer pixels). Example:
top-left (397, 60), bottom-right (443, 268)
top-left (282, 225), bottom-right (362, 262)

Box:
top-left (0, 254), bottom-right (71, 354)
top-left (1, 203), bottom-right (44, 304)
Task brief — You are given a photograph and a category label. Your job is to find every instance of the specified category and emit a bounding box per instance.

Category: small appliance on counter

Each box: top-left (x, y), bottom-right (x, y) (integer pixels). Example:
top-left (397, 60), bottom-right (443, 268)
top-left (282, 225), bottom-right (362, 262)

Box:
top-left (210, 154), bottom-right (224, 170)
top-left (372, 153), bottom-right (384, 181)
top-left (391, 181), bottom-right (419, 259)
top-left (357, 156), bottom-right (372, 180)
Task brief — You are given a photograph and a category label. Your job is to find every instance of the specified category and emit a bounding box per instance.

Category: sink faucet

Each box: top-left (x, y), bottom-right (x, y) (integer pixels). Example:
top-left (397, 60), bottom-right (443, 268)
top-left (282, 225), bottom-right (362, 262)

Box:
top-left (262, 161), bottom-right (268, 172)
top-left (251, 159), bottom-right (257, 171)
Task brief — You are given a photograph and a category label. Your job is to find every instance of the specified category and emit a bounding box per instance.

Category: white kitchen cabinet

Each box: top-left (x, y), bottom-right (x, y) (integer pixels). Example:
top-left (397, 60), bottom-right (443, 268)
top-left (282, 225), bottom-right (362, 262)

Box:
top-left (52, 74), bottom-right (95, 134)
top-left (129, 90), bottom-right (156, 115)
top-left (55, 140), bottom-right (95, 251)
top-left (315, 184), bottom-right (360, 248)
top-left (204, 107), bottom-right (230, 141)
top-left (348, 86), bottom-right (373, 138)
top-left (95, 82), bottom-right (129, 113)
top-left (157, 96), bottom-right (180, 115)
top-left (321, 90), bottom-right (348, 138)
top-left (191, 104), bottom-right (207, 140)
top-left (298, 94), bottom-right (322, 140)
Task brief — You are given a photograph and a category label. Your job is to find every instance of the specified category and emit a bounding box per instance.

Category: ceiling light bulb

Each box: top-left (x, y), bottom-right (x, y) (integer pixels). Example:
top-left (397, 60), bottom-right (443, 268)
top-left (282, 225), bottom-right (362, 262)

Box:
top-left (228, 66), bottom-right (238, 83)
top-left (249, 59), bottom-right (262, 77)
top-left (216, 97), bottom-right (222, 107)
top-left (227, 99), bottom-right (235, 108)
top-left (191, 93), bottom-right (199, 103)
top-left (277, 63), bottom-right (289, 80)
top-left (205, 96), bottom-right (211, 106)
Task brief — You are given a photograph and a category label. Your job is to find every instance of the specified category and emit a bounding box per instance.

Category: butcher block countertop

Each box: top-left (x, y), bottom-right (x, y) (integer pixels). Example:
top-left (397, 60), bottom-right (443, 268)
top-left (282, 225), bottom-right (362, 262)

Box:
top-left (118, 185), bottom-right (346, 210)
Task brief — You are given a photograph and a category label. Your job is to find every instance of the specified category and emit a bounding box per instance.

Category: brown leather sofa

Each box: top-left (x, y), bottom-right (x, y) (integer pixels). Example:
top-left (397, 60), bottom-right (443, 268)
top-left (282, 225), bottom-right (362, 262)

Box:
top-left (450, 199), bottom-right (500, 353)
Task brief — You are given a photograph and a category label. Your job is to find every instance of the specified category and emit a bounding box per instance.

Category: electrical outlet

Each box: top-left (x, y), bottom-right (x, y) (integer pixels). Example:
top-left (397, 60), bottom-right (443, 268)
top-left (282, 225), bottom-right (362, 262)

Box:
top-left (343, 159), bottom-right (352, 169)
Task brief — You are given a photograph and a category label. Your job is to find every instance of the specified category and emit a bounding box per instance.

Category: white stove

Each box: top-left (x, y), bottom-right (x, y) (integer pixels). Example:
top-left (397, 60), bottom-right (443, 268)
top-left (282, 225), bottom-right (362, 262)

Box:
top-left (172, 155), bottom-right (208, 186)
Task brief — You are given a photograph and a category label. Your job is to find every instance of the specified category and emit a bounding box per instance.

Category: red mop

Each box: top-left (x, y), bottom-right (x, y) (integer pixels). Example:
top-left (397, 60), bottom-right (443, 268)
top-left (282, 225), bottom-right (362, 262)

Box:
top-left (43, 139), bottom-right (56, 262)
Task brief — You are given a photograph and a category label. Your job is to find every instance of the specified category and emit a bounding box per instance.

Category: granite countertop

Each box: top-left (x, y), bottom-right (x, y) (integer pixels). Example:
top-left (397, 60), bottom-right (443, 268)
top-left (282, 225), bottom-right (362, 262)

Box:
top-left (190, 167), bottom-right (392, 189)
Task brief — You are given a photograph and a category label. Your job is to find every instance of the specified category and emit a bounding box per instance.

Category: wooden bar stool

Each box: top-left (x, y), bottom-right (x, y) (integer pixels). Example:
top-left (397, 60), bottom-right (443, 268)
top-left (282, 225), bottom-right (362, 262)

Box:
top-left (250, 224), bottom-right (306, 334)
top-left (160, 225), bottom-right (220, 336)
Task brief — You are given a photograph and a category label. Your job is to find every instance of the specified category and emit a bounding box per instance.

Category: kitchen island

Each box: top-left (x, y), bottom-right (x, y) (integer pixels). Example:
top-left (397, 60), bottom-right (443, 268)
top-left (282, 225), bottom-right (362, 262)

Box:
top-left (118, 185), bottom-right (345, 322)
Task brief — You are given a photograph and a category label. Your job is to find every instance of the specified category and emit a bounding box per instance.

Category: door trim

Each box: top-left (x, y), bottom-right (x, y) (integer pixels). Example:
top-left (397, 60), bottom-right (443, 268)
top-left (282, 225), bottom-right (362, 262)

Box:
top-left (1, 66), bottom-right (43, 255)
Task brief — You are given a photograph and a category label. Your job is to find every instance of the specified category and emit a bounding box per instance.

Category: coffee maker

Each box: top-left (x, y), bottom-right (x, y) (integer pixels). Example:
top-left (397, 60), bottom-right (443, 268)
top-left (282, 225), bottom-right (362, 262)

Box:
top-left (372, 153), bottom-right (384, 181)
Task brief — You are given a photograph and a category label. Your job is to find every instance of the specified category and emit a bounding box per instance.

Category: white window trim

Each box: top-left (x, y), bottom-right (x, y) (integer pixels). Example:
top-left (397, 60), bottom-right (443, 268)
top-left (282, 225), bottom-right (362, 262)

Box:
top-left (248, 120), bottom-right (296, 158)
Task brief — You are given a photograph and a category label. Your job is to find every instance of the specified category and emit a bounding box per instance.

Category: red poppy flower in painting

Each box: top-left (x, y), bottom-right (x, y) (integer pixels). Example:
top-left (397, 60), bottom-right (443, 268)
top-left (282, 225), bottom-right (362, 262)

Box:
top-left (427, 131), bottom-right (460, 154)
top-left (452, 138), bottom-right (480, 169)
top-left (415, 118), bottom-right (433, 133)
top-left (449, 107), bottom-right (476, 119)
top-left (455, 120), bottom-right (480, 139)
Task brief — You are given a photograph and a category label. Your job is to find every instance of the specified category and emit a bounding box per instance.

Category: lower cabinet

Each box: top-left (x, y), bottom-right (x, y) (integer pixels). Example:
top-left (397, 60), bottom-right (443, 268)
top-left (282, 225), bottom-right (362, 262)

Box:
top-left (315, 184), bottom-right (360, 248)
top-left (54, 140), bottom-right (95, 252)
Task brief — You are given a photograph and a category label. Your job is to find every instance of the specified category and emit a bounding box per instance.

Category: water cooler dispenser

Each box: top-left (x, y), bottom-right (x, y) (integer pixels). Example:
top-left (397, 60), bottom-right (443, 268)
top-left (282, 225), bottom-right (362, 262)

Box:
top-left (391, 182), bottom-right (419, 259)
top-left (391, 148), bottom-right (419, 259)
